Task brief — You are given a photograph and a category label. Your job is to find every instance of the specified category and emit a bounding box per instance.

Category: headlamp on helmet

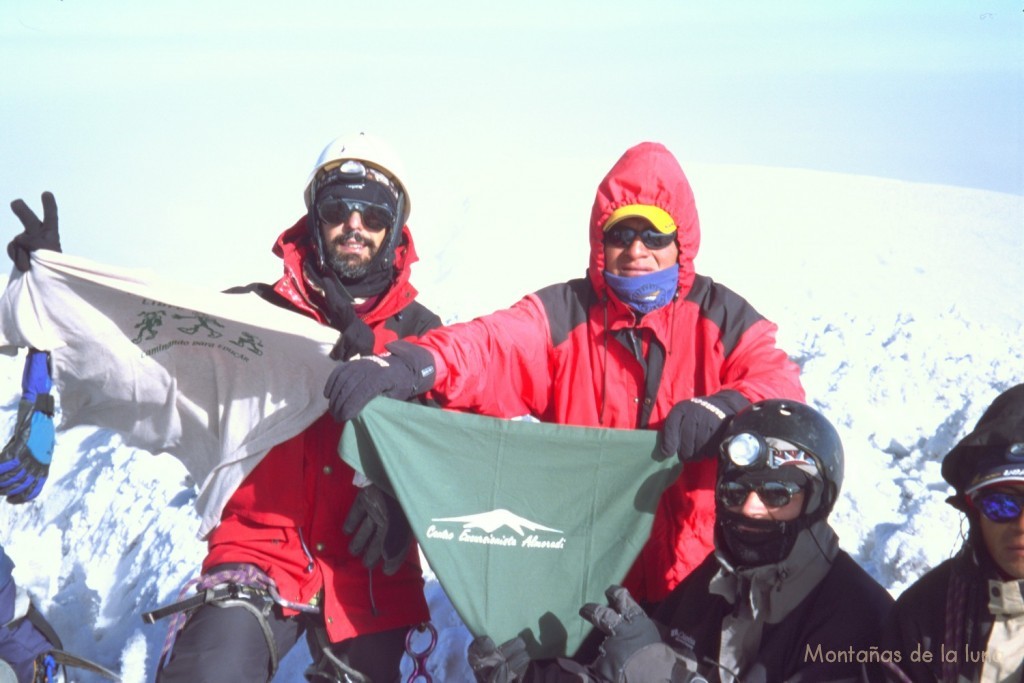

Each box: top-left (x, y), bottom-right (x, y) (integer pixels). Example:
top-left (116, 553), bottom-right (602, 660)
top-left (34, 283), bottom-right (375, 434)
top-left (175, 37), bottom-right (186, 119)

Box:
top-left (725, 432), bottom-right (762, 467)
top-left (722, 432), bottom-right (818, 476)
top-left (718, 400), bottom-right (845, 521)
top-left (312, 162), bottom-right (399, 235)
top-left (303, 133), bottom-right (411, 286)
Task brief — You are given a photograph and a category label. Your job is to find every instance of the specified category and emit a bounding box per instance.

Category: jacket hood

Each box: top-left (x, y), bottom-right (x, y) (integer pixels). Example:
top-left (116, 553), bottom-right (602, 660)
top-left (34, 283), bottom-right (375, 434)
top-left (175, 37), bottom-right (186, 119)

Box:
top-left (271, 215), bottom-right (421, 325)
top-left (588, 142), bottom-right (700, 303)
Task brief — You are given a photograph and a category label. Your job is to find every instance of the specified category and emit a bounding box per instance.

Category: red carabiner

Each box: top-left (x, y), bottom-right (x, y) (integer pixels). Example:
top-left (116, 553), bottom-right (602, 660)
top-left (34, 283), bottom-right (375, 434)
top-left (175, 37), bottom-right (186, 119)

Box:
top-left (405, 622), bottom-right (437, 683)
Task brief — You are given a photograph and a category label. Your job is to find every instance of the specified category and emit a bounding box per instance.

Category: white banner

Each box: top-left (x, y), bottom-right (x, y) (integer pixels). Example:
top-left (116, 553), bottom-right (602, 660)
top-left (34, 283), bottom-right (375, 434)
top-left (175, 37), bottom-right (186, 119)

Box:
top-left (0, 251), bottom-right (339, 537)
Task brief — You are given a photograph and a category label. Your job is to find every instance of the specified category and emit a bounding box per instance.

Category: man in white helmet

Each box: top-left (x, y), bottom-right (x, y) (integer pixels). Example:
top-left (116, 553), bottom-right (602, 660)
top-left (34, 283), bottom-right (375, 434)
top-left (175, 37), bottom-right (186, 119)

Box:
top-left (129, 133), bottom-right (441, 682)
top-left (148, 133), bottom-right (442, 682)
top-left (4, 134), bottom-right (439, 681)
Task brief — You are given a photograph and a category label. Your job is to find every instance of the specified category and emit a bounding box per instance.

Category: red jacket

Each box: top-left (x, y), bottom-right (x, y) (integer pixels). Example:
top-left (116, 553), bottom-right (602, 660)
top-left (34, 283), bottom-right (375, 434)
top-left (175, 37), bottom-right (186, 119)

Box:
top-left (204, 217), bottom-right (441, 642)
top-left (410, 143), bottom-right (804, 602)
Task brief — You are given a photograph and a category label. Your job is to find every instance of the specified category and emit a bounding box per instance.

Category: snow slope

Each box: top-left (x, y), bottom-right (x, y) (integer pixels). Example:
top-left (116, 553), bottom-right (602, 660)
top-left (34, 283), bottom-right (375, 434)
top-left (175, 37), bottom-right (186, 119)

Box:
top-left (0, 165), bottom-right (1021, 681)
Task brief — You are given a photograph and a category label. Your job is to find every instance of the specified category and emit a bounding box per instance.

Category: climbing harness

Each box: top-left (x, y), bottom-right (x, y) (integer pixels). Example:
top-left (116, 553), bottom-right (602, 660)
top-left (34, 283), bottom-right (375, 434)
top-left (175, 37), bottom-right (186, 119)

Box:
top-left (142, 565), bottom-right (318, 680)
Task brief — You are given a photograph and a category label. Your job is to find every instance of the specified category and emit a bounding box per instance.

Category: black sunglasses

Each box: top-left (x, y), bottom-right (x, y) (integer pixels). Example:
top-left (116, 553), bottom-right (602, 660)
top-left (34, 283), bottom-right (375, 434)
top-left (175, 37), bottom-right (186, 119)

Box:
top-left (603, 226), bottom-right (676, 250)
top-left (316, 197), bottom-right (394, 232)
top-left (971, 490), bottom-right (1024, 523)
top-left (717, 480), bottom-right (803, 508)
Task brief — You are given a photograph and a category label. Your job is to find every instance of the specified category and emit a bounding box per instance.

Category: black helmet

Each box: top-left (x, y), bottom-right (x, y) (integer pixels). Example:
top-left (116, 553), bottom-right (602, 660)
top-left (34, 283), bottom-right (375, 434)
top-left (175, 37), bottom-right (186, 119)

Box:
top-left (719, 399), bottom-right (844, 516)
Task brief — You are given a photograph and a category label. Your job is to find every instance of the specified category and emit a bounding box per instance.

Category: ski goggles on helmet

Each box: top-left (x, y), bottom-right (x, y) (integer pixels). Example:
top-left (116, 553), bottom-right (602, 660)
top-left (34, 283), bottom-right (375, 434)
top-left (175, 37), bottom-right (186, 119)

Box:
top-left (970, 490), bottom-right (1024, 523)
top-left (717, 479), bottom-right (804, 509)
top-left (315, 196), bottom-right (395, 232)
top-left (602, 226), bottom-right (676, 250)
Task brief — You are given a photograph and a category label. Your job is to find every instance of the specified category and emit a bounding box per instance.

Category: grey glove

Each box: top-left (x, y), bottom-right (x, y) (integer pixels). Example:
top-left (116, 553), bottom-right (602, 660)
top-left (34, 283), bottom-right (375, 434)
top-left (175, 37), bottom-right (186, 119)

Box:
top-left (342, 483), bottom-right (414, 575)
top-left (581, 586), bottom-right (705, 683)
top-left (7, 191), bottom-right (61, 271)
top-left (467, 635), bottom-right (530, 683)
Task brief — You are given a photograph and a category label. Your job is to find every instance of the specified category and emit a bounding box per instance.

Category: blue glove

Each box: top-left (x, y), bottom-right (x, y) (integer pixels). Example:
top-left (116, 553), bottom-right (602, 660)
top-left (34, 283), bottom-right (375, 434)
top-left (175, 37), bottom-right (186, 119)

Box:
top-left (0, 350), bottom-right (55, 503)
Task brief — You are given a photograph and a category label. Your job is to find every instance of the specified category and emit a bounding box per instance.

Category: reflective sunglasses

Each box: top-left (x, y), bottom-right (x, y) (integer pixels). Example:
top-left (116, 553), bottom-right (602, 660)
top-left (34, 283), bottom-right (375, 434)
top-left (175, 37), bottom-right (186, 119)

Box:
top-left (603, 226), bottom-right (676, 250)
top-left (971, 491), bottom-right (1024, 523)
top-left (717, 480), bottom-right (803, 508)
top-left (316, 197), bottom-right (394, 232)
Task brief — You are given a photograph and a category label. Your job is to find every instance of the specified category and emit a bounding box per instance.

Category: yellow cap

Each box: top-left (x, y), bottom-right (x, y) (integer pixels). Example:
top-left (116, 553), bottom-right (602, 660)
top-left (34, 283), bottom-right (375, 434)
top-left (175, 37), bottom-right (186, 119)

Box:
top-left (602, 204), bottom-right (676, 234)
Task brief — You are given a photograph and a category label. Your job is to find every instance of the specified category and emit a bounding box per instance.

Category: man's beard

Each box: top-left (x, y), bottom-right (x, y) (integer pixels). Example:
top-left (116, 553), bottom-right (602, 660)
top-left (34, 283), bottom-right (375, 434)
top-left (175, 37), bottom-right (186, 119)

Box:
top-left (326, 232), bottom-right (378, 280)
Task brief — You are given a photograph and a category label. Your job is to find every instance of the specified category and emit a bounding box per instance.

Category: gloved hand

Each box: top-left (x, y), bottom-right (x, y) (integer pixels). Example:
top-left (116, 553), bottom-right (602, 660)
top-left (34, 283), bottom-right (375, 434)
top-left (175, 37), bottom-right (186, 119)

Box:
top-left (0, 350), bottom-right (56, 503)
top-left (581, 586), bottom-right (704, 683)
top-left (660, 390), bottom-right (750, 462)
top-left (343, 483), bottom-right (414, 575)
top-left (467, 635), bottom-right (530, 683)
top-left (323, 341), bottom-right (436, 423)
top-left (307, 268), bottom-right (375, 361)
top-left (7, 192), bottom-right (61, 272)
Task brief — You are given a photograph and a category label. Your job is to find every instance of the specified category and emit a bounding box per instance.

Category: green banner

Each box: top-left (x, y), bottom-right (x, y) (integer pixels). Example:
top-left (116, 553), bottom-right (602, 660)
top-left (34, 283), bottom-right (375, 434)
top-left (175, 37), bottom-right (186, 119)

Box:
top-left (339, 397), bottom-right (680, 659)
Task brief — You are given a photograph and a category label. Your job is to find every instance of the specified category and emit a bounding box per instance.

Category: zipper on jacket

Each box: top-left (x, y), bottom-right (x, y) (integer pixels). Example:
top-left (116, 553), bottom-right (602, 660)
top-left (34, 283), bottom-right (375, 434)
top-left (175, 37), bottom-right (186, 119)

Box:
top-left (298, 527), bottom-right (315, 573)
top-left (600, 300), bottom-right (609, 426)
top-left (609, 321), bottom-right (664, 428)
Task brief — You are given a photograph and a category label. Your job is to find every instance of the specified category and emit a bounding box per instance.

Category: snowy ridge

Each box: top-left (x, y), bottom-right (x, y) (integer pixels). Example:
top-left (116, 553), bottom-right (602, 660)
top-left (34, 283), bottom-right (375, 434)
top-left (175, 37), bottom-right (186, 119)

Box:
top-left (0, 168), bottom-right (1021, 681)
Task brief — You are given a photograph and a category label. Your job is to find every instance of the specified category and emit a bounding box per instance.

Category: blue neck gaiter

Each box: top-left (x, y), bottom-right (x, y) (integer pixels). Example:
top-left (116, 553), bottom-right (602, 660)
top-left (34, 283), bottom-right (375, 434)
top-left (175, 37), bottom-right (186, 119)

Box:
top-left (603, 264), bottom-right (679, 315)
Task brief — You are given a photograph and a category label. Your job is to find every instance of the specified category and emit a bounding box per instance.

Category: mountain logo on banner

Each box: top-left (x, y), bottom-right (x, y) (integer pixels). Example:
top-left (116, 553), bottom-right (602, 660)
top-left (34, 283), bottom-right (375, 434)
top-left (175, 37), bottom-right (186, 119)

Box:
top-left (426, 508), bottom-right (567, 550)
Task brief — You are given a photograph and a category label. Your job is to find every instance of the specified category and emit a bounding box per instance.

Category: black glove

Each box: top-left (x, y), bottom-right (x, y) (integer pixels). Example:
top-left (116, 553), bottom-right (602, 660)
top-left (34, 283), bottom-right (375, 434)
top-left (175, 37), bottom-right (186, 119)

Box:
top-left (323, 341), bottom-right (436, 423)
top-left (581, 586), bottom-right (705, 683)
top-left (342, 483), bottom-right (414, 575)
top-left (308, 268), bottom-right (375, 361)
top-left (467, 635), bottom-right (530, 683)
top-left (7, 192), bottom-right (61, 272)
top-left (660, 390), bottom-right (750, 462)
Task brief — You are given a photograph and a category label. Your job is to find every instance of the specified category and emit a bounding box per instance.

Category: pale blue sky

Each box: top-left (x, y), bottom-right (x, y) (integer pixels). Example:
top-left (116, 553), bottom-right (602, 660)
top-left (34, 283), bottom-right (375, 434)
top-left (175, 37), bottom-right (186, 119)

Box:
top-left (1, 1), bottom-right (1021, 293)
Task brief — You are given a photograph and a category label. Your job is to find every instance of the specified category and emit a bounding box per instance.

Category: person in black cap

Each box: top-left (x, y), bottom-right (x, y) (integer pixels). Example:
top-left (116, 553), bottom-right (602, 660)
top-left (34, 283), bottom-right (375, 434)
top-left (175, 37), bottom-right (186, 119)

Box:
top-left (874, 383), bottom-right (1024, 683)
top-left (469, 400), bottom-right (893, 683)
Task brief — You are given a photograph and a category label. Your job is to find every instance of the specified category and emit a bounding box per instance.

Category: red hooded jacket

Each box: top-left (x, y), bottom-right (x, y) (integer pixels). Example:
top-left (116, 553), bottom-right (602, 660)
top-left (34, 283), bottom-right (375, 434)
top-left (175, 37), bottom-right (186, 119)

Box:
top-left (409, 143), bottom-right (804, 602)
top-left (204, 217), bottom-right (441, 642)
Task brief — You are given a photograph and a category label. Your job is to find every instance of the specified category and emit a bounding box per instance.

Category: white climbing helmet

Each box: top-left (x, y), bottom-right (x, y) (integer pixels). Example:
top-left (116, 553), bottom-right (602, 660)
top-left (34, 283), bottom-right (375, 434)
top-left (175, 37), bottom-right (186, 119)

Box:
top-left (303, 132), bottom-right (411, 227)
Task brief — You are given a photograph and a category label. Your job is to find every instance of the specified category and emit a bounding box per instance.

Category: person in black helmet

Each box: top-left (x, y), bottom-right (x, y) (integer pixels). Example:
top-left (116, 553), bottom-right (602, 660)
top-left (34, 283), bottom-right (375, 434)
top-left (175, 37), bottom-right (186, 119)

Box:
top-left (873, 384), bottom-right (1024, 683)
top-left (469, 399), bottom-right (892, 683)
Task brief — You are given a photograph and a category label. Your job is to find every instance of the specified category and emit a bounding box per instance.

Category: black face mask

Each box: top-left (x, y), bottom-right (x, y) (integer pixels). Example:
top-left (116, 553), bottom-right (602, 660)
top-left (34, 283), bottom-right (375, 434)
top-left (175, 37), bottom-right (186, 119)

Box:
top-left (715, 509), bottom-right (802, 568)
top-left (713, 472), bottom-right (827, 569)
